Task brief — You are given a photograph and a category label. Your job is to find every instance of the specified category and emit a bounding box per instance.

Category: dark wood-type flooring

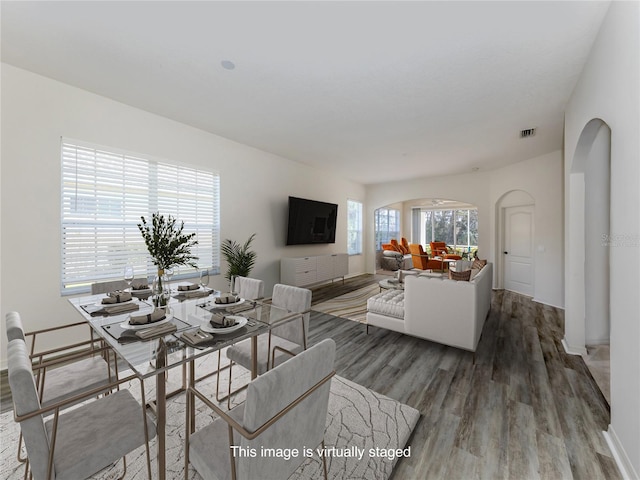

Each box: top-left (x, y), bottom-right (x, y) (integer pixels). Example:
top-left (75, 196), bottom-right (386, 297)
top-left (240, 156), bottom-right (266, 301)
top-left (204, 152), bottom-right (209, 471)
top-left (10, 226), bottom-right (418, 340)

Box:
top-left (1, 275), bottom-right (619, 479)
top-left (307, 281), bottom-right (619, 480)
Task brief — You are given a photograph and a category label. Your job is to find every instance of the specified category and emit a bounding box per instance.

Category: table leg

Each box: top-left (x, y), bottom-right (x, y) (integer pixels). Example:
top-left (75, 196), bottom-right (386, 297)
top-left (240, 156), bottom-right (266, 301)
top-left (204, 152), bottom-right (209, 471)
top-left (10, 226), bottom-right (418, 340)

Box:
top-left (155, 339), bottom-right (167, 480)
top-left (251, 336), bottom-right (258, 380)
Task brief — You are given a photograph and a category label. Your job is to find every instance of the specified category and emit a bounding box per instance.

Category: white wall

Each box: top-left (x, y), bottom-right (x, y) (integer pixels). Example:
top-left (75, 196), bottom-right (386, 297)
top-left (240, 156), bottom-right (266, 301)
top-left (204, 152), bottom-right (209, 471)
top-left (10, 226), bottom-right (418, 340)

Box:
top-left (366, 150), bottom-right (564, 308)
top-left (564, 1), bottom-right (640, 477)
top-left (0, 64), bottom-right (366, 369)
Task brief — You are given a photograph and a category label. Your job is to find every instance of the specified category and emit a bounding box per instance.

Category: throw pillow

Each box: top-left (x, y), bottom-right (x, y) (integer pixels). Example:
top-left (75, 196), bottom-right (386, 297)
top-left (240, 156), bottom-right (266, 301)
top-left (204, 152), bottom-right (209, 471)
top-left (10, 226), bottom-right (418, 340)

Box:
top-left (449, 269), bottom-right (472, 281)
top-left (469, 268), bottom-right (481, 281)
top-left (472, 259), bottom-right (487, 270)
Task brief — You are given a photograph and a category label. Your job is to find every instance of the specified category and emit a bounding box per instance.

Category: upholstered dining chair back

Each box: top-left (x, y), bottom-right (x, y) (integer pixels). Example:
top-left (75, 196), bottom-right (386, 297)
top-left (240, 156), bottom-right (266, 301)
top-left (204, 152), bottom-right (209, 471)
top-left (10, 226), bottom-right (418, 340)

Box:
top-left (234, 276), bottom-right (264, 301)
top-left (241, 338), bottom-right (334, 479)
top-left (7, 339), bottom-right (51, 480)
top-left (91, 279), bottom-right (130, 295)
top-left (6, 310), bottom-right (26, 342)
top-left (189, 339), bottom-right (336, 480)
top-left (8, 337), bottom-right (157, 480)
top-left (270, 284), bottom-right (312, 348)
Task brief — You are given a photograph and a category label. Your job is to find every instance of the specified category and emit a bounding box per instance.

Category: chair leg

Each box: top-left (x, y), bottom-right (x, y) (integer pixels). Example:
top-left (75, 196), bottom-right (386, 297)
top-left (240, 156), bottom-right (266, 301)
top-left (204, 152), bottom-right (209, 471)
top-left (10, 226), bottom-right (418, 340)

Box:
top-left (227, 361), bottom-right (233, 410)
top-left (22, 458), bottom-right (29, 480)
top-left (321, 439), bottom-right (328, 480)
top-left (17, 431), bottom-right (27, 463)
top-left (116, 456), bottom-right (127, 480)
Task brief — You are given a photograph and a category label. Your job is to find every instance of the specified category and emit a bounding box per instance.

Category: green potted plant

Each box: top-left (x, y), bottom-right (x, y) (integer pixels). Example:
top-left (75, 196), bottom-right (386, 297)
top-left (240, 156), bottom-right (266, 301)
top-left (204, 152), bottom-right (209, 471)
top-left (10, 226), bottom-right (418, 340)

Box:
top-left (221, 233), bottom-right (257, 285)
top-left (138, 212), bottom-right (198, 306)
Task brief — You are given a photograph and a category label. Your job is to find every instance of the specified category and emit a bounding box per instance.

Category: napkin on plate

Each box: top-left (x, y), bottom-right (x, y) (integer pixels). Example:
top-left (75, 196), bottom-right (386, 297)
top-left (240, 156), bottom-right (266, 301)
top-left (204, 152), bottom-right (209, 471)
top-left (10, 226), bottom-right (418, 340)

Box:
top-left (214, 293), bottom-right (239, 305)
top-left (178, 284), bottom-right (200, 292)
top-left (102, 291), bottom-right (132, 304)
top-left (131, 282), bottom-right (150, 291)
top-left (129, 308), bottom-right (166, 325)
top-left (210, 312), bottom-right (236, 327)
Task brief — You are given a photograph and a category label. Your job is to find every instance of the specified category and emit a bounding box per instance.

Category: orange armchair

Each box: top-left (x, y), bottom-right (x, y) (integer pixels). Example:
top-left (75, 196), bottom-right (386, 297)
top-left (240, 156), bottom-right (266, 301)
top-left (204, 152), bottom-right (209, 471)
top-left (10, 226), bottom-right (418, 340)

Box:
top-left (401, 237), bottom-right (410, 253)
top-left (409, 244), bottom-right (444, 271)
top-left (430, 242), bottom-right (462, 260)
top-left (390, 238), bottom-right (409, 254)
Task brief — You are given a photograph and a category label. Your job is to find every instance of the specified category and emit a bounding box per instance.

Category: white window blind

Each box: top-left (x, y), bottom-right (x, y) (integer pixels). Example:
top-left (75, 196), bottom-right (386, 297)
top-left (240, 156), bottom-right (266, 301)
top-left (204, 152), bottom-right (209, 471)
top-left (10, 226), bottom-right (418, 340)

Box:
top-left (347, 200), bottom-right (363, 255)
top-left (61, 139), bottom-right (220, 294)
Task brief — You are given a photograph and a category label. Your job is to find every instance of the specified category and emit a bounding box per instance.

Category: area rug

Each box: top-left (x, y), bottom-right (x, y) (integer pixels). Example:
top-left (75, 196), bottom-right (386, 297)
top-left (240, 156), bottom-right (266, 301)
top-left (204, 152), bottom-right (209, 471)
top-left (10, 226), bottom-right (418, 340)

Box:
top-left (0, 355), bottom-right (419, 480)
top-left (312, 284), bottom-right (380, 323)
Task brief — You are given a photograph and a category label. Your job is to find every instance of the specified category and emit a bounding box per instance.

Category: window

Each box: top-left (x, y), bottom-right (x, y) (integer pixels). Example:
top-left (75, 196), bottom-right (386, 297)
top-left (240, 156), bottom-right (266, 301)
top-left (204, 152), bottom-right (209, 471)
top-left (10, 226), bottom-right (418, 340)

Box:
top-left (374, 208), bottom-right (400, 250)
top-left (418, 207), bottom-right (478, 255)
top-left (61, 139), bottom-right (220, 294)
top-left (347, 200), bottom-right (363, 255)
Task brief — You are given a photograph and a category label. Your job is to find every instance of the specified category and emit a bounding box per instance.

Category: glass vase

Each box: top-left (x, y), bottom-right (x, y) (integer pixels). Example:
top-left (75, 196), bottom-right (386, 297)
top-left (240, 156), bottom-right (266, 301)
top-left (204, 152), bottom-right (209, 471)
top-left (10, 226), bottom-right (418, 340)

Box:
top-left (152, 269), bottom-right (170, 308)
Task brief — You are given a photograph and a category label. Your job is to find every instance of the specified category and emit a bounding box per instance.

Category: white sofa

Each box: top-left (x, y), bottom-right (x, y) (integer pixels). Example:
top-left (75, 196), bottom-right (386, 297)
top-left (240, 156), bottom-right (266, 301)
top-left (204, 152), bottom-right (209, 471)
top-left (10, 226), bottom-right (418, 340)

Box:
top-left (366, 263), bottom-right (493, 351)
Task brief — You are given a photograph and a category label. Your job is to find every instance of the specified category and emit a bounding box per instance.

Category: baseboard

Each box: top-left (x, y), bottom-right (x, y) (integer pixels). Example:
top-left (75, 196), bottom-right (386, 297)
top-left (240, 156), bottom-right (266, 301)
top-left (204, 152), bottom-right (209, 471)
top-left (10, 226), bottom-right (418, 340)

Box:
top-left (532, 297), bottom-right (565, 310)
top-left (561, 337), bottom-right (588, 356)
top-left (603, 425), bottom-right (639, 480)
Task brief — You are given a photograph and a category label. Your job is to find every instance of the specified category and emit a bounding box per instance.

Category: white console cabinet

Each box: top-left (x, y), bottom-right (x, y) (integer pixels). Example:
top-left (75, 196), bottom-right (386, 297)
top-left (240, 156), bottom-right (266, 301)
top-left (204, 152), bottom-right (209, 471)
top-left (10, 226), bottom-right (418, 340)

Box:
top-left (281, 253), bottom-right (348, 287)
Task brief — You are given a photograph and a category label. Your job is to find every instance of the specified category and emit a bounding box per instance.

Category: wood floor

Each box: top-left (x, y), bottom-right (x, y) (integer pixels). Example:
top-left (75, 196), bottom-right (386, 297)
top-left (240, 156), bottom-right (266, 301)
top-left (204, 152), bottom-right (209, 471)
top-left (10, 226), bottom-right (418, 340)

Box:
top-left (1, 276), bottom-right (619, 479)
top-left (308, 285), bottom-right (619, 480)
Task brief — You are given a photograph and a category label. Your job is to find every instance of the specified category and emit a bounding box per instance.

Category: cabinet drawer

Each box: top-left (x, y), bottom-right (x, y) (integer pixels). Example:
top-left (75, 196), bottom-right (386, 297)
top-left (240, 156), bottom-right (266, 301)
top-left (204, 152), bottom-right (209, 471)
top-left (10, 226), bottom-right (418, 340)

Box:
top-left (294, 257), bottom-right (317, 273)
top-left (294, 270), bottom-right (317, 286)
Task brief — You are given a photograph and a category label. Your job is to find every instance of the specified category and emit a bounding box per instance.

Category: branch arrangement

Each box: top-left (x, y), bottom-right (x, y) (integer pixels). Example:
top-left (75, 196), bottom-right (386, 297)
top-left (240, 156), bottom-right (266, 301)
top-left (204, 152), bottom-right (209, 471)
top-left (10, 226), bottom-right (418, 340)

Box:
top-left (138, 213), bottom-right (198, 270)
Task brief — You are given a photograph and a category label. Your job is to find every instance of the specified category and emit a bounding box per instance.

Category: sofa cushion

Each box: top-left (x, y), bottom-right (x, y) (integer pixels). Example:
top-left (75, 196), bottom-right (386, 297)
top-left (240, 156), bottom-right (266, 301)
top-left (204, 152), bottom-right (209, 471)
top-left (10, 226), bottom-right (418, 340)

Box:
top-left (367, 290), bottom-right (404, 319)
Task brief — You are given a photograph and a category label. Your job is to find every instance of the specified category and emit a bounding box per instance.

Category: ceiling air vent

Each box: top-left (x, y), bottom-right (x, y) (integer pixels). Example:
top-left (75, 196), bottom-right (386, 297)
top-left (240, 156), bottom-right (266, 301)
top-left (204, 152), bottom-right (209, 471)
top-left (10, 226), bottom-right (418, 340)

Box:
top-left (520, 128), bottom-right (536, 138)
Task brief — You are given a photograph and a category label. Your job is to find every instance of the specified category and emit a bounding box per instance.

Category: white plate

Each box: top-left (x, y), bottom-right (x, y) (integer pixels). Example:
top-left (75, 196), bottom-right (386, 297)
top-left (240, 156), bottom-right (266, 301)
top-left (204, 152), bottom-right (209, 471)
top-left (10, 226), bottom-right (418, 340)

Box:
top-left (208, 297), bottom-right (245, 309)
top-left (120, 311), bottom-right (173, 330)
top-left (201, 316), bottom-right (247, 334)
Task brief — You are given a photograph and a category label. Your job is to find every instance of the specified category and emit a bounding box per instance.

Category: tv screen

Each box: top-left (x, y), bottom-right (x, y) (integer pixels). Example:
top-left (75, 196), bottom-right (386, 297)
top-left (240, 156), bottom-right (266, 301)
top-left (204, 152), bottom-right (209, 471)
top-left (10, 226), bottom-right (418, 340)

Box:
top-left (286, 196), bottom-right (338, 245)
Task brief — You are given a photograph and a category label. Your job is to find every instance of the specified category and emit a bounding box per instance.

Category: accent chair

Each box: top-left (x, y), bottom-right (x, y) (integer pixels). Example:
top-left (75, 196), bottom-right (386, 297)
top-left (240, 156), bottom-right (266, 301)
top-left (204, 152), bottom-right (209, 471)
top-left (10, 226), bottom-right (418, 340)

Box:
top-left (409, 244), bottom-right (445, 271)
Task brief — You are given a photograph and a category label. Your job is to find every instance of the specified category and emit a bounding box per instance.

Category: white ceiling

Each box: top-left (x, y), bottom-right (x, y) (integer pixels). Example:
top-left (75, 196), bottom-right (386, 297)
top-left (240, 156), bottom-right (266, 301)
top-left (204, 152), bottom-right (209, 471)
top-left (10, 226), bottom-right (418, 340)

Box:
top-left (1, 1), bottom-right (610, 185)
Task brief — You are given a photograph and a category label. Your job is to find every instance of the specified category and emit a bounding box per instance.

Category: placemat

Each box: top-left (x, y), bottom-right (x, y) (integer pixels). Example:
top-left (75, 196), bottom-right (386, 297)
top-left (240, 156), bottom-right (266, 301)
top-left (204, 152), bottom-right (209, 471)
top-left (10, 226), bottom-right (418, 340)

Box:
top-left (102, 317), bottom-right (192, 342)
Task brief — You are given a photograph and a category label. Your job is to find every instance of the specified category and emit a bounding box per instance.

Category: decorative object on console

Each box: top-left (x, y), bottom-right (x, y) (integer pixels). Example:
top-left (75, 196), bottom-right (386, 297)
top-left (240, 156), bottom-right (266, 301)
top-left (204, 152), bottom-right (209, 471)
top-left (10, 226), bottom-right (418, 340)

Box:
top-left (221, 233), bottom-right (257, 281)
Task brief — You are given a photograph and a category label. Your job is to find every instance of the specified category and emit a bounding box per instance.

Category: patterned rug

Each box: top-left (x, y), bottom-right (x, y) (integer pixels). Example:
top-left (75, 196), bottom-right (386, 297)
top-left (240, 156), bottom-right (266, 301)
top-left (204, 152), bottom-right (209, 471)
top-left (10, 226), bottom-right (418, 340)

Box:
top-left (0, 353), bottom-right (419, 480)
top-left (312, 284), bottom-right (380, 323)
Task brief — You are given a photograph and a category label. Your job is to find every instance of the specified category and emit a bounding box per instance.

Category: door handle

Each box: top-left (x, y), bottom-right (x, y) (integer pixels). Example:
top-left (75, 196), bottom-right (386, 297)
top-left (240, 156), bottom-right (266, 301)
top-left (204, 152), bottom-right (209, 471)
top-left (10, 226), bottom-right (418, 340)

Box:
top-left (504, 251), bottom-right (508, 254)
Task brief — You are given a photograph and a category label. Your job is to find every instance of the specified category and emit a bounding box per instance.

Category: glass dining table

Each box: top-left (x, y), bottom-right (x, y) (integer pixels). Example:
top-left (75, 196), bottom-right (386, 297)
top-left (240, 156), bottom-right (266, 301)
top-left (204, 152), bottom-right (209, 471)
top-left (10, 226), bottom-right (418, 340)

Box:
top-left (68, 289), bottom-right (303, 480)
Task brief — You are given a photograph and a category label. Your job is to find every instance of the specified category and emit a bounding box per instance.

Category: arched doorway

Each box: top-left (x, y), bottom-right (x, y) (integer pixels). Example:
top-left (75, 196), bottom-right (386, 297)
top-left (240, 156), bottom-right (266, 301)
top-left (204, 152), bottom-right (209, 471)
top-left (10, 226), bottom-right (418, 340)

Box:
top-left (565, 118), bottom-right (611, 402)
top-left (566, 119), bottom-right (611, 353)
top-left (495, 190), bottom-right (535, 295)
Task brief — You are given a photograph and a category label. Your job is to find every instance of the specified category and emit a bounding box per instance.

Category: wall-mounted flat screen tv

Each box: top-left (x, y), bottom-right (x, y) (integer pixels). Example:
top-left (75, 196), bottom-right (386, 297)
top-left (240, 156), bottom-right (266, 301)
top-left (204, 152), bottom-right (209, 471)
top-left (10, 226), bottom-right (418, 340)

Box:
top-left (286, 196), bottom-right (338, 245)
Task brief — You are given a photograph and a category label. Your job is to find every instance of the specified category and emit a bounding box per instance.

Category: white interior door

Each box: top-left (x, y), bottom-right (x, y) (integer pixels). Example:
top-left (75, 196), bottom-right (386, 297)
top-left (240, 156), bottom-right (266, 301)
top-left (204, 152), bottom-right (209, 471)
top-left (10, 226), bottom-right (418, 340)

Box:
top-left (503, 205), bottom-right (534, 296)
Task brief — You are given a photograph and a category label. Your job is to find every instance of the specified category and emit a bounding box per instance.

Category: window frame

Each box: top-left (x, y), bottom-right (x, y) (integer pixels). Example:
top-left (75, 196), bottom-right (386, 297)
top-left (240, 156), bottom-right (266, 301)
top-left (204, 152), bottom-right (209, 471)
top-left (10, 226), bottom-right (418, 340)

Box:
top-left (60, 139), bottom-right (220, 295)
top-left (347, 199), bottom-right (363, 255)
top-left (374, 207), bottom-right (400, 250)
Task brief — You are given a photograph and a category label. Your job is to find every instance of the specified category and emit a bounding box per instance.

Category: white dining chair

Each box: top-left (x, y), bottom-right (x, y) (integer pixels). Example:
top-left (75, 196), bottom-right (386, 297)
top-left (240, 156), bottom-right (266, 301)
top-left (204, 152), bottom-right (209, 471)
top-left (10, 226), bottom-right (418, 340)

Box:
top-left (5, 312), bottom-right (117, 471)
top-left (7, 338), bottom-right (156, 480)
top-left (186, 338), bottom-right (335, 480)
top-left (223, 284), bottom-right (311, 408)
top-left (213, 277), bottom-right (265, 404)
